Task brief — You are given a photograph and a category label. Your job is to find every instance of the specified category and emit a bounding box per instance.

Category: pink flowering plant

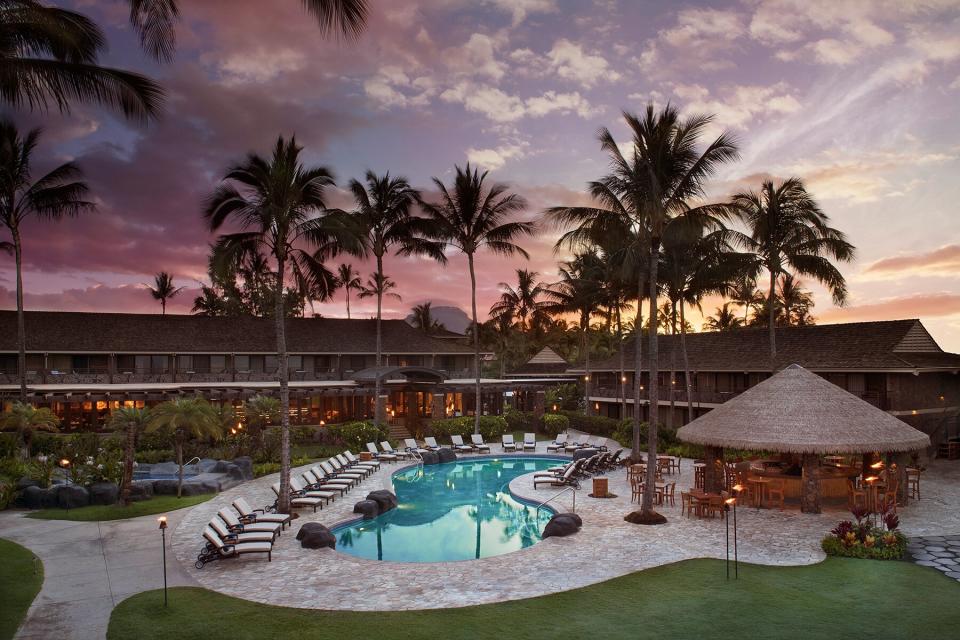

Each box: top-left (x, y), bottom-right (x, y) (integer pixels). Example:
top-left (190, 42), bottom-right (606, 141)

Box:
top-left (822, 504), bottom-right (906, 560)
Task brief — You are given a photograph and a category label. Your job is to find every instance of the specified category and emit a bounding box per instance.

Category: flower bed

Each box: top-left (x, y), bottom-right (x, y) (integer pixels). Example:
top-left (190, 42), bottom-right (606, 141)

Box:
top-left (821, 506), bottom-right (906, 560)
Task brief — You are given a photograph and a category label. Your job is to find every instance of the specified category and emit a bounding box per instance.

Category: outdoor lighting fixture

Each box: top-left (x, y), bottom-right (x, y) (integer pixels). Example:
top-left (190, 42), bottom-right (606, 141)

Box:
top-left (726, 496), bottom-right (739, 579)
top-left (870, 461), bottom-right (884, 470)
top-left (230, 428), bottom-right (237, 435)
top-left (595, 403), bottom-right (600, 411)
top-left (621, 376), bottom-right (627, 383)
top-left (584, 375), bottom-right (590, 381)
top-left (320, 420), bottom-right (326, 426)
top-left (158, 516), bottom-right (169, 607)
top-left (552, 404), bottom-right (558, 411)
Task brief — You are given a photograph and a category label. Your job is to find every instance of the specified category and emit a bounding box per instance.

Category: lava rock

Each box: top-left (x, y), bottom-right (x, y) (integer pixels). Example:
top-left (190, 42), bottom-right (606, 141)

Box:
top-left (437, 448), bottom-right (457, 464)
top-left (624, 510), bottom-right (668, 525)
top-left (554, 512), bottom-right (582, 527)
top-left (420, 451), bottom-right (440, 465)
top-left (89, 482), bottom-right (119, 506)
top-left (232, 457), bottom-right (254, 480)
top-left (224, 463), bottom-right (244, 482)
top-left (16, 476), bottom-right (39, 491)
top-left (197, 458), bottom-right (219, 473)
top-left (542, 513), bottom-right (581, 538)
top-left (129, 480), bottom-right (154, 502)
top-left (56, 485), bottom-right (90, 509)
top-left (353, 499), bottom-right (379, 519)
top-left (151, 462), bottom-right (179, 476)
top-left (19, 485), bottom-right (45, 509)
top-left (151, 479), bottom-right (179, 495)
top-left (366, 490), bottom-right (398, 514)
top-left (39, 487), bottom-right (59, 508)
top-left (297, 522), bottom-right (336, 550)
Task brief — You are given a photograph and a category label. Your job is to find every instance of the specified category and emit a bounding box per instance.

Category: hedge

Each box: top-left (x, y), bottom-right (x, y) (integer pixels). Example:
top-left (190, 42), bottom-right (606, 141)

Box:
top-left (821, 533), bottom-right (907, 560)
top-left (504, 410), bottom-right (543, 433)
top-left (558, 410), bottom-right (621, 436)
top-left (428, 416), bottom-right (508, 441)
top-left (542, 414), bottom-right (569, 436)
top-left (325, 421), bottom-right (389, 451)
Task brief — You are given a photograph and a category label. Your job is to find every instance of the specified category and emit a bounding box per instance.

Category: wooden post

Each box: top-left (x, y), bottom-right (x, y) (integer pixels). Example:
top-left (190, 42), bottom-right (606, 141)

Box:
top-left (533, 390), bottom-right (546, 420)
top-left (431, 393), bottom-right (445, 420)
top-left (800, 453), bottom-right (821, 514)
top-left (704, 446), bottom-right (723, 493)
top-left (894, 452), bottom-right (909, 506)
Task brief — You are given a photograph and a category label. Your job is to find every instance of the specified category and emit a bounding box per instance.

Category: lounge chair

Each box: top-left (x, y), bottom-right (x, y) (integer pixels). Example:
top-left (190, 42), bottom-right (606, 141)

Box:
top-left (367, 442), bottom-right (398, 462)
top-left (471, 434), bottom-right (491, 452)
top-left (344, 450), bottom-right (381, 471)
top-left (337, 453), bottom-right (375, 475)
top-left (546, 433), bottom-right (568, 452)
top-left (404, 438), bottom-right (430, 454)
top-left (197, 526), bottom-right (272, 568)
top-left (534, 459), bottom-right (580, 480)
top-left (209, 517), bottom-right (275, 545)
top-left (423, 436), bottom-right (443, 451)
top-left (502, 434), bottom-right (517, 451)
top-left (533, 463), bottom-right (581, 489)
top-left (232, 497), bottom-right (291, 529)
top-left (218, 508), bottom-right (283, 536)
top-left (271, 482), bottom-right (324, 512)
top-left (321, 460), bottom-right (364, 485)
top-left (304, 468), bottom-right (349, 495)
top-left (289, 477), bottom-right (336, 505)
top-left (380, 441), bottom-right (412, 459)
top-left (450, 435), bottom-right (474, 452)
top-left (522, 433), bottom-right (536, 451)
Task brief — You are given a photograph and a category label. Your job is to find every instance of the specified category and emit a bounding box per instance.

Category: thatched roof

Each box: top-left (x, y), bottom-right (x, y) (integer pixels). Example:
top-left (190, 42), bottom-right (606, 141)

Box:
top-left (676, 364), bottom-right (931, 454)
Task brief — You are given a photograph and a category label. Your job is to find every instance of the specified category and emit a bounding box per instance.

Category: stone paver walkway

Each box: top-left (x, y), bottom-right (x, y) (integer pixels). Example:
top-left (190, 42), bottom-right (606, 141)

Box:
top-left (0, 507), bottom-right (198, 640)
top-left (908, 534), bottom-right (960, 582)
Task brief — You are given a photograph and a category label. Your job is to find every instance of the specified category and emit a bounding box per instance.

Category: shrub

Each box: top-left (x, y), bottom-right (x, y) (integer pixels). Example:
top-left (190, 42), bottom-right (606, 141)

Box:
top-left (821, 506), bottom-right (906, 560)
top-left (558, 411), bottom-right (620, 436)
top-left (325, 421), bottom-right (388, 451)
top-left (135, 449), bottom-right (174, 464)
top-left (428, 415), bottom-right (508, 441)
top-left (542, 414), bottom-right (569, 437)
top-left (504, 409), bottom-right (542, 433)
top-left (545, 383), bottom-right (582, 411)
top-left (253, 456), bottom-right (312, 478)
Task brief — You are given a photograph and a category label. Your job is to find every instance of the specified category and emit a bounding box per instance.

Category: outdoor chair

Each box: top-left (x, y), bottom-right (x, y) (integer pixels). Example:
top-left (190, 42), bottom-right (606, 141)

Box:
top-left (404, 438), bottom-right (431, 455)
top-left (209, 516), bottom-right (276, 545)
top-left (232, 497), bottom-right (291, 529)
top-left (630, 475), bottom-right (642, 503)
top-left (336, 453), bottom-right (373, 476)
top-left (271, 483), bottom-right (324, 512)
top-left (218, 508), bottom-right (283, 537)
top-left (502, 434), bottom-right (517, 451)
top-left (471, 434), bottom-right (491, 452)
top-left (380, 441), bottom-right (412, 459)
top-left (533, 462), bottom-right (580, 489)
top-left (907, 467), bottom-right (921, 500)
top-left (450, 435), bottom-right (475, 452)
top-left (681, 491), bottom-right (693, 516)
top-left (546, 433), bottom-right (568, 452)
top-left (523, 433), bottom-right (537, 451)
top-left (326, 458), bottom-right (367, 481)
top-left (367, 442), bottom-right (398, 462)
top-left (306, 467), bottom-right (351, 493)
top-left (289, 477), bottom-right (336, 505)
top-left (534, 459), bottom-right (581, 480)
top-left (423, 437), bottom-right (443, 451)
top-left (766, 480), bottom-right (785, 511)
top-left (662, 482), bottom-right (676, 507)
top-left (344, 450), bottom-right (381, 471)
top-left (197, 526), bottom-right (272, 568)
top-left (319, 460), bottom-right (360, 485)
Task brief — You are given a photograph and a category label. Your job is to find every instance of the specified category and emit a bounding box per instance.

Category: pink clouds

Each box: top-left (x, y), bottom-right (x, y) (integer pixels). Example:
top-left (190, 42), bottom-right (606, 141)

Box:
top-left (864, 245), bottom-right (960, 276)
top-left (818, 293), bottom-right (960, 323)
top-left (0, 284), bottom-right (200, 315)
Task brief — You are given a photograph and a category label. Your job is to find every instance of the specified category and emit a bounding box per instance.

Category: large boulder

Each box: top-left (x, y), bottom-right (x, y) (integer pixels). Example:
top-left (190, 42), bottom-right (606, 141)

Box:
top-left (437, 448), bottom-right (457, 464)
top-left (232, 457), bottom-right (254, 481)
top-left (151, 462), bottom-right (179, 476)
top-left (39, 487), bottom-right (59, 508)
top-left (129, 480), bottom-right (154, 502)
top-left (56, 485), bottom-right (90, 509)
top-left (17, 476), bottom-right (39, 491)
top-left (224, 463), bottom-right (244, 482)
top-left (297, 522), bottom-right (336, 550)
top-left (19, 485), bottom-right (45, 509)
top-left (151, 479), bottom-right (179, 495)
top-left (542, 513), bottom-right (582, 539)
top-left (365, 490), bottom-right (398, 514)
top-left (197, 458), bottom-right (220, 473)
top-left (89, 482), bottom-right (119, 506)
top-left (353, 499), bottom-right (379, 520)
top-left (420, 451), bottom-right (440, 465)
top-left (572, 448), bottom-right (599, 461)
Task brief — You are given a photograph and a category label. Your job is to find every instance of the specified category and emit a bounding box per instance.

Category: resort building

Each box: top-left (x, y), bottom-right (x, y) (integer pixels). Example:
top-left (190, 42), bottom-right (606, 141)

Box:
top-left (581, 319), bottom-right (960, 448)
top-left (0, 311), bottom-right (552, 431)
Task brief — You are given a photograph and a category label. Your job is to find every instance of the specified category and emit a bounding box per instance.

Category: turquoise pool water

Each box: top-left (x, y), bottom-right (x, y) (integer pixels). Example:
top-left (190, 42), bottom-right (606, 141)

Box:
top-left (332, 456), bottom-right (566, 562)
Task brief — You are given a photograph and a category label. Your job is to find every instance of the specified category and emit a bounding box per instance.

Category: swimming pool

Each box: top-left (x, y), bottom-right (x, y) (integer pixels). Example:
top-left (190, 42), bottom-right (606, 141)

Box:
top-left (332, 456), bottom-right (566, 563)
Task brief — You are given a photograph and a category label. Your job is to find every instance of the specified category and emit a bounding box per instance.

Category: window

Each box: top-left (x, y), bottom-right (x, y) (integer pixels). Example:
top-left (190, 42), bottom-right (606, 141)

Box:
top-left (288, 355), bottom-right (303, 371)
top-left (177, 355), bottom-right (193, 371)
top-left (151, 355), bottom-right (168, 373)
top-left (265, 355), bottom-right (278, 372)
top-left (349, 355), bottom-right (366, 370)
top-left (210, 355), bottom-right (226, 373)
top-left (234, 355), bottom-right (250, 372)
top-left (117, 355), bottom-right (135, 373)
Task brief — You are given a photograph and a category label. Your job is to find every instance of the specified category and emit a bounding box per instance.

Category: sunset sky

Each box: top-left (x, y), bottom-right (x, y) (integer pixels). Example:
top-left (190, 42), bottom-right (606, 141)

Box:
top-left (2, 0), bottom-right (959, 350)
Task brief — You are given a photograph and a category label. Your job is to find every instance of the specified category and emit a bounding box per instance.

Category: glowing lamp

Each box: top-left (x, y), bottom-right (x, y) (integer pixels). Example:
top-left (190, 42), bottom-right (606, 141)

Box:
top-left (725, 497), bottom-right (736, 506)
top-left (60, 458), bottom-right (70, 467)
top-left (732, 484), bottom-right (744, 493)
top-left (865, 476), bottom-right (879, 484)
top-left (584, 375), bottom-right (590, 381)
top-left (157, 515), bottom-right (168, 530)
top-left (870, 461), bottom-right (884, 470)
top-left (621, 376), bottom-right (627, 382)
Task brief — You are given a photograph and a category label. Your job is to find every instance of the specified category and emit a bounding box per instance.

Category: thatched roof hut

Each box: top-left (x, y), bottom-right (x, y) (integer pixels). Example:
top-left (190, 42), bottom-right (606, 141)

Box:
top-left (677, 364), bottom-right (930, 454)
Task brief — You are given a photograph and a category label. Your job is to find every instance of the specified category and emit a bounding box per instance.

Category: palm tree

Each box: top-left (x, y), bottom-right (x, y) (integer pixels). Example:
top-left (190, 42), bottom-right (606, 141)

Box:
top-left (489, 269), bottom-right (552, 331)
top-left (124, 0), bottom-right (369, 61)
top-left (1, 121), bottom-right (94, 402)
top-left (146, 271), bottom-right (183, 314)
top-left (703, 303), bottom-right (742, 331)
top-left (348, 171), bottom-right (420, 422)
top-left (410, 302), bottom-right (444, 335)
top-left (729, 275), bottom-right (764, 324)
top-left (357, 273), bottom-right (401, 304)
top-left (335, 263), bottom-right (361, 319)
top-left (778, 273), bottom-right (815, 326)
top-left (243, 394), bottom-right (279, 452)
top-left (0, 0), bottom-right (163, 121)
top-left (0, 401), bottom-right (59, 459)
top-left (145, 397), bottom-right (221, 498)
top-left (728, 178), bottom-right (854, 362)
top-left (205, 135), bottom-right (362, 512)
top-left (108, 406), bottom-right (150, 506)
top-left (415, 164), bottom-right (532, 434)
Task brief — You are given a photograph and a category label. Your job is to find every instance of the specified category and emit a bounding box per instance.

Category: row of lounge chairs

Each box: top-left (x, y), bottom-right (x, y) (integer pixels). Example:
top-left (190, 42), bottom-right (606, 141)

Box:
top-left (532, 450), bottom-right (624, 489)
top-left (197, 497), bottom-right (293, 568)
top-left (546, 433), bottom-right (610, 453)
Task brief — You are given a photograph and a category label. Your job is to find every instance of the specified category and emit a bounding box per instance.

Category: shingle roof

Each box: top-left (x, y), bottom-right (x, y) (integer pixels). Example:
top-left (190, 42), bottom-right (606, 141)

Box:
top-left (508, 347), bottom-right (573, 376)
top-left (0, 311), bottom-right (475, 354)
top-left (587, 319), bottom-right (960, 372)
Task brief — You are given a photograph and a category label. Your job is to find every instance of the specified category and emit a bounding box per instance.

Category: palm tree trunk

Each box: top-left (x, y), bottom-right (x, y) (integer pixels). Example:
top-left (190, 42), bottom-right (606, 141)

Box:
top-left (274, 259), bottom-right (291, 513)
top-left (768, 267), bottom-right (777, 364)
top-left (642, 241), bottom-right (661, 515)
top-left (13, 226), bottom-right (26, 403)
top-left (617, 304), bottom-right (626, 419)
top-left (121, 424), bottom-right (135, 506)
top-left (668, 301), bottom-right (676, 431)
top-left (632, 278), bottom-right (644, 460)
top-left (374, 254), bottom-right (384, 425)
top-left (346, 288), bottom-right (351, 319)
top-left (468, 253), bottom-right (481, 435)
top-left (175, 438), bottom-right (183, 499)
top-left (680, 302), bottom-right (694, 424)
top-left (161, 298), bottom-right (166, 315)
top-left (583, 318), bottom-right (592, 417)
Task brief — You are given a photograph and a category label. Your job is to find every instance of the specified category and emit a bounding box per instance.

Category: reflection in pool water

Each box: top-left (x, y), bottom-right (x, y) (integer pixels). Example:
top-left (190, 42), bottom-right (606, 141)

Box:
top-left (332, 456), bottom-right (565, 563)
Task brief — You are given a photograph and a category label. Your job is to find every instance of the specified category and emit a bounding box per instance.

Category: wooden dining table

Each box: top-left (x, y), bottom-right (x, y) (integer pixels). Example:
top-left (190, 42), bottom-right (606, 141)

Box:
top-left (748, 476), bottom-right (772, 509)
top-left (688, 489), bottom-right (720, 517)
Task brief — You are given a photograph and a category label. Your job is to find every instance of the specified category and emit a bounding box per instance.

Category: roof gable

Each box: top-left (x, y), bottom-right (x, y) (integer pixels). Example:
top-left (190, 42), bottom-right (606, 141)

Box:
top-left (893, 321), bottom-right (942, 353)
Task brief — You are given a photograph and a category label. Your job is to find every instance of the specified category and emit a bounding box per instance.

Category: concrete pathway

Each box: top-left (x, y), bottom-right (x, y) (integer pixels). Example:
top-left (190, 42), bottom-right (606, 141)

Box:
top-left (0, 507), bottom-right (198, 640)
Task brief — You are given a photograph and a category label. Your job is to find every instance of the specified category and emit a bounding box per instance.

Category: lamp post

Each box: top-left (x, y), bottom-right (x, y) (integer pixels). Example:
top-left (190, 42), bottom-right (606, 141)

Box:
top-left (59, 458), bottom-right (71, 485)
top-left (158, 516), bottom-right (168, 607)
top-left (730, 486), bottom-right (742, 579)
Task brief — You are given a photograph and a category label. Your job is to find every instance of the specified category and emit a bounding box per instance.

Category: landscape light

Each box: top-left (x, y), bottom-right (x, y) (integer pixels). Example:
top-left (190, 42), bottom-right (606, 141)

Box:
top-left (158, 516), bottom-right (169, 606)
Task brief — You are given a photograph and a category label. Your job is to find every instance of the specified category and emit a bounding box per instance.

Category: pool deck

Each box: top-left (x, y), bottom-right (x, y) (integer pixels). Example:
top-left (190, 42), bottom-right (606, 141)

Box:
top-left (170, 443), bottom-right (960, 610)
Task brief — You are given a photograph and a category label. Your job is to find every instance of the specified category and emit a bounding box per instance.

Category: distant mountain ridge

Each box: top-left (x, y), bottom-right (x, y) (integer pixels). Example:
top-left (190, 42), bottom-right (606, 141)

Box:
top-left (405, 304), bottom-right (470, 334)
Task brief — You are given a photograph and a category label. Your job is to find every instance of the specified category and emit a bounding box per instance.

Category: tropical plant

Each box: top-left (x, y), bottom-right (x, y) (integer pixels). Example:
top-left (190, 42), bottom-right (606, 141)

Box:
top-left (489, 269), bottom-right (553, 331)
top-left (335, 263), bottom-right (361, 319)
top-left (243, 394), bottom-right (279, 452)
top-left (0, 0), bottom-right (163, 120)
top-left (349, 170), bottom-right (421, 423)
top-left (414, 164), bottom-right (533, 434)
top-left (409, 302), bottom-right (444, 335)
top-left (204, 135), bottom-right (363, 512)
top-left (145, 397), bottom-right (221, 497)
top-left (0, 401), bottom-right (59, 459)
top-left (728, 178), bottom-right (854, 361)
top-left (357, 272), bottom-right (401, 304)
top-left (729, 275), bottom-right (764, 324)
top-left (703, 303), bottom-right (743, 331)
top-left (108, 406), bottom-right (150, 506)
top-left (0, 120), bottom-right (94, 401)
top-left (778, 273), bottom-right (815, 326)
top-left (146, 271), bottom-right (183, 314)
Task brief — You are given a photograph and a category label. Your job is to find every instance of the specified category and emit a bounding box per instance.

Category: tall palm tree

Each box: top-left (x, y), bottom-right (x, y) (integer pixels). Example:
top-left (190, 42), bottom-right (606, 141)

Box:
top-left (357, 273), bottom-right (401, 304)
top-left (146, 271), bottom-right (183, 314)
top-left (703, 303), bottom-right (743, 331)
top-left (728, 178), bottom-right (854, 362)
top-left (335, 263), bottom-right (361, 319)
top-left (0, 120), bottom-right (94, 402)
top-left (410, 302), bottom-right (444, 335)
top-left (124, 0), bottom-right (369, 62)
top-left (729, 275), bottom-right (764, 323)
top-left (108, 406), bottom-right (150, 506)
top-left (0, 400), bottom-right (58, 459)
top-left (146, 397), bottom-right (221, 498)
top-left (349, 171), bottom-right (420, 423)
top-left (0, 0), bottom-right (163, 121)
top-left (415, 164), bottom-right (532, 434)
top-left (778, 273), bottom-right (815, 326)
top-left (489, 269), bottom-right (552, 331)
top-left (205, 135), bottom-right (362, 512)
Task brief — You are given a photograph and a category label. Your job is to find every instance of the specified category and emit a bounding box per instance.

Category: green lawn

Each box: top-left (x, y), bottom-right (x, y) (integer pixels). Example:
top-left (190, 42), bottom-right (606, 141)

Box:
top-left (0, 539), bottom-right (43, 640)
top-left (108, 557), bottom-right (960, 640)
top-left (25, 493), bottom-right (214, 522)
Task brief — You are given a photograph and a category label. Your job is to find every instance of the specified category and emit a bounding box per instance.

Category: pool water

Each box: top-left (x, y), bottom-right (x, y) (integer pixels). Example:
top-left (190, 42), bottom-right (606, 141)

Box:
top-left (333, 456), bottom-right (566, 562)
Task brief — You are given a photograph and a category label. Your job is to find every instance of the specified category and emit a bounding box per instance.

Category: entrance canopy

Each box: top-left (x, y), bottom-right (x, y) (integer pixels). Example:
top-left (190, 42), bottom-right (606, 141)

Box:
top-left (349, 366), bottom-right (448, 384)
